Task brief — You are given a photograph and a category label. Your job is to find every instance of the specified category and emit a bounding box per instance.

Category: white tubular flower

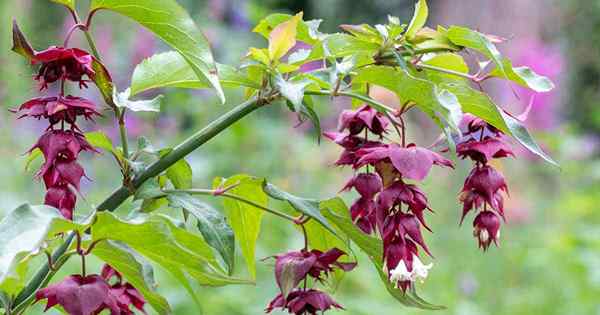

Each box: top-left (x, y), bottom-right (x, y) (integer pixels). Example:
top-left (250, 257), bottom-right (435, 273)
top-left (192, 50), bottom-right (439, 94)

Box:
top-left (389, 255), bottom-right (433, 286)
top-left (411, 255), bottom-right (433, 283)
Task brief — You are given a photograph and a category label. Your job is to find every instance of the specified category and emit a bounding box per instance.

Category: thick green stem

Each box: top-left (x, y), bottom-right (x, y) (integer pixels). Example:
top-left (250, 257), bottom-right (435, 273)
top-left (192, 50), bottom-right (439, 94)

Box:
top-left (118, 109), bottom-right (129, 159)
top-left (164, 189), bottom-right (298, 222)
top-left (12, 97), bottom-right (262, 310)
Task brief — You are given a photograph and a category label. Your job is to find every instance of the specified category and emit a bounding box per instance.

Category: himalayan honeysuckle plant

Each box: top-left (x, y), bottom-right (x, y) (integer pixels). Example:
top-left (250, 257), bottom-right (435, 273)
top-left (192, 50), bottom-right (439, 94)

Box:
top-left (1, 0), bottom-right (557, 314)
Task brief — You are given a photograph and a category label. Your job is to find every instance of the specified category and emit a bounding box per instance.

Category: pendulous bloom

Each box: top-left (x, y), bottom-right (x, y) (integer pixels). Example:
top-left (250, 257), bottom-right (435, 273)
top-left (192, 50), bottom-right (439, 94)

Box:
top-left (266, 247), bottom-right (355, 315)
top-left (456, 114), bottom-right (513, 250)
top-left (266, 289), bottom-right (343, 315)
top-left (32, 46), bottom-right (95, 89)
top-left (338, 104), bottom-right (389, 135)
top-left (14, 95), bottom-right (101, 127)
top-left (472, 211), bottom-right (501, 250)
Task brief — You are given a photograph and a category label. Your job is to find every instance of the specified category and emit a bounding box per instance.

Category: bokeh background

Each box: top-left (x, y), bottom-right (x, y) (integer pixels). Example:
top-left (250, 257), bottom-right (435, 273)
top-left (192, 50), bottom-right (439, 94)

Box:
top-left (1, 1), bottom-right (599, 314)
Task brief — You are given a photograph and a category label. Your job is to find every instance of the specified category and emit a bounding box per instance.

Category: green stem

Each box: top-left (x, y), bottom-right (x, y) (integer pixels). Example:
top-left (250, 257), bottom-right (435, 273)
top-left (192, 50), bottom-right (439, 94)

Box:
top-left (12, 97), bottom-right (263, 310)
top-left (82, 28), bottom-right (101, 62)
top-left (416, 63), bottom-right (476, 80)
top-left (163, 189), bottom-right (297, 222)
top-left (118, 108), bottom-right (129, 159)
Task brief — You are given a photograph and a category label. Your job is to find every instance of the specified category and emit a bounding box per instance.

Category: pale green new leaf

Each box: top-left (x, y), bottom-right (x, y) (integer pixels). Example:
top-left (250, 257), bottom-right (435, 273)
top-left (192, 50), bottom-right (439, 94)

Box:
top-left (92, 241), bottom-right (171, 314)
top-left (90, 0), bottom-right (225, 103)
top-left (268, 12), bottom-right (303, 61)
top-left (275, 76), bottom-right (312, 110)
top-left (113, 88), bottom-right (162, 112)
top-left (405, 0), bottom-right (428, 40)
top-left (130, 51), bottom-right (260, 96)
top-left (216, 175), bottom-right (268, 279)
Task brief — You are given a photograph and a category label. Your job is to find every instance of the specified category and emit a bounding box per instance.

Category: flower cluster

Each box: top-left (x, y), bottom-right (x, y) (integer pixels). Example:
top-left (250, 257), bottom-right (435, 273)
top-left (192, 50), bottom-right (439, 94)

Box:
top-left (457, 114), bottom-right (513, 250)
top-left (12, 45), bottom-right (101, 220)
top-left (36, 265), bottom-right (145, 315)
top-left (266, 248), bottom-right (356, 314)
top-left (327, 104), bottom-right (454, 291)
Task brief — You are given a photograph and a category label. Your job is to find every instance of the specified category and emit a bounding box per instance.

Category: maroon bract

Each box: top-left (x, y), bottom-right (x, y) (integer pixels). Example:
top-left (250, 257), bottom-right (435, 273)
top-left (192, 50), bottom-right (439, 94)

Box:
top-left (35, 274), bottom-right (120, 315)
top-left (473, 211), bottom-right (501, 250)
top-left (457, 138), bottom-right (514, 163)
top-left (100, 264), bottom-right (147, 314)
top-left (356, 143), bottom-right (453, 181)
top-left (266, 289), bottom-right (343, 315)
top-left (14, 95), bottom-right (100, 127)
top-left (30, 130), bottom-right (95, 177)
top-left (274, 248), bottom-right (355, 295)
top-left (376, 181), bottom-right (432, 230)
top-left (461, 165), bottom-right (508, 212)
top-left (342, 173), bottom-right (382, 199)
top-left (31, 46), bottom-right (95, 89)
top-left (338, 104), bottom-right (389, 135)
top-left (350, 197), bottom-right (377, 234)
top-left (44, 186), bottom-right (76, 220)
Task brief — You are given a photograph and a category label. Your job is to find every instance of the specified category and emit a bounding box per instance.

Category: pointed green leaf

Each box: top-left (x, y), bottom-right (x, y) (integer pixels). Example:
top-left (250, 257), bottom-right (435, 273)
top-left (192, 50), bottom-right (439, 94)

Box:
top-left (92, 241), bottom-right (171, 315)
top-left (262, 182), bottom-right (337, 235)
top-left (91, 212), bottom-right (250, 286)
top-left (167, 192), bottom-right (235, 274)
top-left (90, 0), bottom-right (225, 103)
top-left (216, 175), bottom-right (267, 279)
top-left (405, 0), bottom-right (429, 40)
top-left (268, 12), bottom-right (303, 61)
top-left (11, 20), bottom-right (34, 59)
top-left (130, 51), bottom-right (260, 96)
top-left (166, 159), bottom-right (192, 190)
top-left (489, 61), bottom-right (554, 92)
top-left (24, 148), bottom-right (42, 172)
top-left (85, 131), bottom-right (118, 157)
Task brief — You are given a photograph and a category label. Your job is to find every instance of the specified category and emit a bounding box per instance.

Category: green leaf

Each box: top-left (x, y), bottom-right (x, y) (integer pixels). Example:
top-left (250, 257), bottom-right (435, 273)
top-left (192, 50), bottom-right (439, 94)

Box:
top-left (0, 204), bottom-right (86, 295)
top-left (92, 241), bottom-right (171, 314)
top-left (253, 13), bottom-right (320, 45)
top-left (216, 175), bottom-right (268, 279)
top-left (166, 159), bottom-right (192, 189)
top-left (268, 12), bottom-right (303, 61)
top-left (24, 148), bottom-right (42, 172)
top-left (134, 178), bottom-right (166, 200)
top-left (89, 59), bottom-right (115, 107)
top-left (167, 192), bottom-right (235, 274)
top-left (11, 20), bottom-right (34, 60)
top-left (447, 26), bottom-right (508, 81)
top-left (84, 131), bottom-right (119, 157)
top-left (489, 61), bottom-right (554, 92)
top-left (113, 88), bottom-right (162, 112)
top-left (90, 0), bottom-right (225, 103)
top-left (354, 66), bottom-right (461, 131)
top-left (262, 181), bottom-right (337, 235)
top-left (423, 53), bottom-right (469, 82)
top-left (405, 0), bottom-right (428, 40)
top-left (91, 212), bottom-right (249, 286)
top-left (49, 0), bottom-right (75, 10)
top-left (321, 200), bottom-right (444, 310)
top-left (130, 51), bottom-right (260, 96)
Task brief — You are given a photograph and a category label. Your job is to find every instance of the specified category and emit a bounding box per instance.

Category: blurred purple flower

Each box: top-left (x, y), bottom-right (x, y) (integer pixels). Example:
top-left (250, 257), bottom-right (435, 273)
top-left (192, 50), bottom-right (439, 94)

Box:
top-left (502, 37), bottom-right (564, 130)
top-left (131, 27), bottom-right (156, 67)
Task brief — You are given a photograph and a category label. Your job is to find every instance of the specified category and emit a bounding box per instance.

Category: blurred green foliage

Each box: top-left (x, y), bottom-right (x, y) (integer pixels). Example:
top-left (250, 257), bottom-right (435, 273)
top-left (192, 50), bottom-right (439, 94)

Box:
top-left (1, 0), bottom-right (598, 314)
